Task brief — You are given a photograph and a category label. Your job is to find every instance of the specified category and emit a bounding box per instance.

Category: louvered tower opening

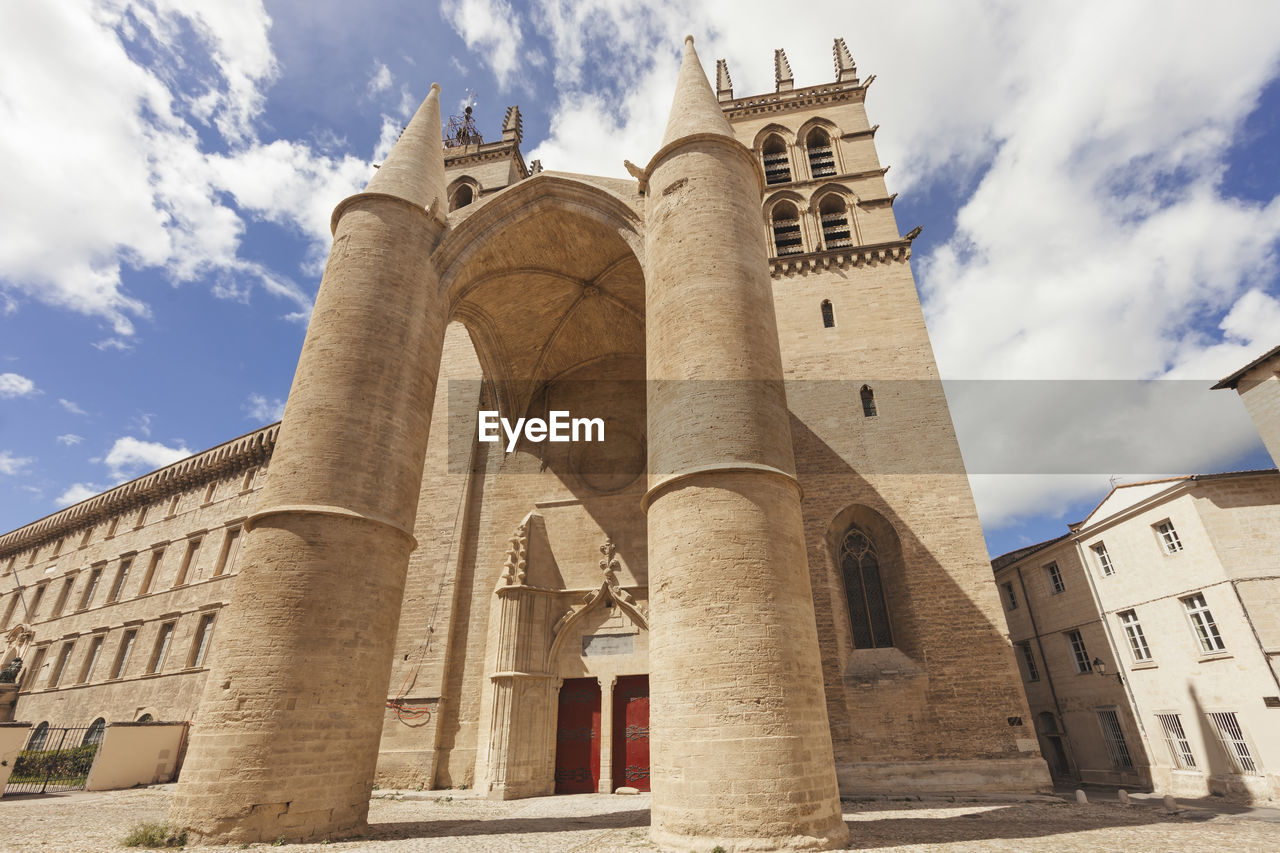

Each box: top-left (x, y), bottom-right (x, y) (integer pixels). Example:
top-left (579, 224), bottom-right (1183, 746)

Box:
top-left (762, 134), bottom-right (791, 185)
top-left (771, 202), bottom-right (803, 256)
top-left (807, 128), bottom-right (836, 178)
top-left (819, 195), bottom-right (853, 249)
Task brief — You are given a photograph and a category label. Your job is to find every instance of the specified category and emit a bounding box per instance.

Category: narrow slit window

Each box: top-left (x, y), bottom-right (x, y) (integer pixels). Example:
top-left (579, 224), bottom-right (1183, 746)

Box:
top-left (48, 641), bottom-right (75, 687)
top-left (818, 195), bottom-right (853, 249)
top-left (821, 299), bottom-right (835, 328)
top-left (79, 566), bottom-right (103, 610)
top-left (761, 134), bottom-right (791, 185)
top-left (111, 629), bottom-right (137, 679)
top-left (771, 201), bottom-right (803, 256)
top-left (138, 549), bottom-right (164, 597)
top-left (78, 635), bottom-right (104, 684)
top-left (107, 557), bottom-right (132, 603)
top-left (214, 528), bottom-right (242, 577)
top-left (174, 539), bottom-right (201, 587)
top-left (149, 622), bottom-right (176, 674)
top-left (188, 613), bottom-right (216, 668)
top-left (806, 128), bottom-right (836, 177)
top-left (860, 385), bottom-right (877, 417)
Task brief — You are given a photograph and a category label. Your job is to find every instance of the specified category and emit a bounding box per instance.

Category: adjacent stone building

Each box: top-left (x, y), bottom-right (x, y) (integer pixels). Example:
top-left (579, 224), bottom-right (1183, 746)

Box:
top-left (3, 39), bottom-right (1047, 846)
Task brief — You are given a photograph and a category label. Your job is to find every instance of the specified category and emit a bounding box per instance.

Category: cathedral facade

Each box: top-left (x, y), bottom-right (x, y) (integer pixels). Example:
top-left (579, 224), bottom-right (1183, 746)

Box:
top-left (2, 38), bottom-right (1047, 849)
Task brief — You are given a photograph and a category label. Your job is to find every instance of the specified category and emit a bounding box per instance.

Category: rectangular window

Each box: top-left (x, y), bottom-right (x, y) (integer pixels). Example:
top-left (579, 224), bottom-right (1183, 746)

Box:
top-left (2, 594), bottom-right (18, 629)
top-left (29, 583), bottom-right (48, 619)
top-left (78, 634), bottom-right (105, 684)
top-left (1092, 542), bottom-right (1114, 576)
top-left (79, 526), bottom-right (93, 548)
top-left (107, 558), bottom-right (132, 603)
top-left (135, 505), bottom-right (149, 528)
top-left (1155, 520), bottom-right (1183, 554)
top-left (1182, 593), bottom-right (1225, 654)
top-left (1096, 708), bottom-right (1134, 769)
top-left (167, 495), bottom-right (180, 517)
top-left (79, 566), bottom-right (103, 610)
top-left (48, 641), bottom-right (75, 687)
top-left (1045, 562), bottom-right (1065, 594)
top-left (50, 575), bottom-right (75, 617)
top-left (202, 481), bottom-right (216, 504)
top-left (148, 622), bottom-right (175, 673)
top-left (138, 549), bottom-right (164, 596)
top-left (213, 528), bottom-right (241, 577)
top-left (174, 538), bottom-right (201, 586)
top-left (241, 467), bottom-right (258, 492)
top-left (1119, 610), bottom-right (1152, 662)
top-left (106, 516), bottom-right (120, 538)
top-left (1002, 581), bottom-right (1018, 610)
top-left (110, 629), bottom-right (137, 679)
top-left (52, 537), bottom-right (64, 557)
top-left (1067, 629), bottom-right (1092, 673)
top-left (1208, 711), bottom-right (1259, 773)
top-left (188, 613), bottom-right (216, 667)
top-left (23, 645), bottom-right (48, 690)
top-left (1019, 641), bottom-right (1039, 682)
top-left (1156, 713), bottom-right (1196, 769)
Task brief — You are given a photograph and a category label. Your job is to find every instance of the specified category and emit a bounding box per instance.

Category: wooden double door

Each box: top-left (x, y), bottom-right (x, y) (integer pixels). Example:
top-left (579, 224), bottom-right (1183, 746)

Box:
top-left (553, 675), bottom-right (649, 794)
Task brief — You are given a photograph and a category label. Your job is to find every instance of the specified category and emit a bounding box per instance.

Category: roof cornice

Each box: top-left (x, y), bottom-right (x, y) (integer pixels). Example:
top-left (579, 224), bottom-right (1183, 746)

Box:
top-left (770, 235), bottom-right (911, 278)
top-left (0, 423), bottom-right (279, 556)
top-left (722, 77), bottom-right (872, 120)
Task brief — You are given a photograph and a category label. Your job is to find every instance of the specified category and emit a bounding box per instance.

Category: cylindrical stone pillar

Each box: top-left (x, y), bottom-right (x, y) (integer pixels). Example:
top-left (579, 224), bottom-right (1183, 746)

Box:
top-left (642, 38), bottom-right (849, 852)
top-left (169, 90), bottom-right (450, 844)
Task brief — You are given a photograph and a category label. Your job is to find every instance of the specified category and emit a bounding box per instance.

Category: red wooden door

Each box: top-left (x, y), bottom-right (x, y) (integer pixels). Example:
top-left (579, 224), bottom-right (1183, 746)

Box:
top-left (554, 677), bottom-right (601, 794)
top-left (612, 674), bottom-right (650, 792)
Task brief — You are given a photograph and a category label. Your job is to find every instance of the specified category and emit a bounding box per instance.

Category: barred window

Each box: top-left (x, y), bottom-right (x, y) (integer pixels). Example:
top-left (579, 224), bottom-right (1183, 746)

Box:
top-left (840, 526), bottom-right (892, 649)
top-left (1156, 713), bottom-right (1196, 769)
top-left (1208, 711), bottom-right (1259, 773)
top-left (1096, 708), bottom-right (1134, 769)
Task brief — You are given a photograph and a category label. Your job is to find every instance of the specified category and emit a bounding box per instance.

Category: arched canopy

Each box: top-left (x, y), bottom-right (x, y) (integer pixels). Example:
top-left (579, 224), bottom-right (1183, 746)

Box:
top-left (434, 175), bottom-right (646, 421)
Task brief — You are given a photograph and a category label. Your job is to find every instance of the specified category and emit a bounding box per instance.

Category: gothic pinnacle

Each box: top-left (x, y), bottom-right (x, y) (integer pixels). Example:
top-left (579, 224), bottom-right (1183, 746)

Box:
top-left (366, 82), bottom-right (447, 215)
top-left (660, 36), bottom-right (733, 147)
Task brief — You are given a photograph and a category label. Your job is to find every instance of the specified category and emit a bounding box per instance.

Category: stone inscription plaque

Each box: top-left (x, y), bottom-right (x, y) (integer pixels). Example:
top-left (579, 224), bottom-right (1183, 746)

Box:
top-left (582, 634), bottom-right (634, 656)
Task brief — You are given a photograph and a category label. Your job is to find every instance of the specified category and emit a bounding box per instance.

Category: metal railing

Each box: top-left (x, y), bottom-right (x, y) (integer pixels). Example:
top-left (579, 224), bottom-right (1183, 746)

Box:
top-left (4, 725), bottom-right (101, 795)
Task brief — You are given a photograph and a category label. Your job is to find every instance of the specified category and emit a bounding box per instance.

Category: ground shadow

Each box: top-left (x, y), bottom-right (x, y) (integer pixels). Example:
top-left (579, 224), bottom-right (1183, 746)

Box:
top-left (364, 806), bottom-right (649, 840)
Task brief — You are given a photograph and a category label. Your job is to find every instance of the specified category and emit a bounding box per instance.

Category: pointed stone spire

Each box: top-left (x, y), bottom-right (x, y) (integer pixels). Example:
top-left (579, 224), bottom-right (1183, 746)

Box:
top-left (502, 105), bottom-right (523, 144)
top-left (366, 83), bottom-right (446, 213)
top-left (834, 37), bottom-right (857, 82)
top-left (774, 48), bottom-right (793, 92)
top-left (715, 58), bottom-right (733, 102)
top-left (660, 36), bottom-right (733, 147)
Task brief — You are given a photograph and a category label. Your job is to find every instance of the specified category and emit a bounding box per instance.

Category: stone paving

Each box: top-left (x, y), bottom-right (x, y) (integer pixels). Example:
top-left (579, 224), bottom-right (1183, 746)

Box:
top-left (1, 786), bottom-right (1278, 852)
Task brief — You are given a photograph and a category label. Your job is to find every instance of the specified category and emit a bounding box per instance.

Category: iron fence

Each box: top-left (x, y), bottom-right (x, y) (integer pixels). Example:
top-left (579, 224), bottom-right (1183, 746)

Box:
top-left (4, 725), bottom-right (101, 795)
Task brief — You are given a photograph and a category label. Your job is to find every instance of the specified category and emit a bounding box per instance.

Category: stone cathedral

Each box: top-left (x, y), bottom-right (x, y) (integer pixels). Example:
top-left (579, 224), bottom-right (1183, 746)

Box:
top-left (0, 38), bottom-right (1048, 850)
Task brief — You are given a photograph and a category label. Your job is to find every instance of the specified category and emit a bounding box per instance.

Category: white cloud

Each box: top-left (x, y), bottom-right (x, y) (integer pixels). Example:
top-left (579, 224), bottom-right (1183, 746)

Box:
top-left (103, 435), bottom-right (192, 480)
top-left (56, 434), bottom-right (83, 446)
top-left (0, 451), bottom-right (33, 475)
top-left (56, 482), bottom-right (104, 507)
top-left (441, 0), bottom-right (527, 90)
top-left (368, 61), bottom-right (393, 95)
top-left (0, 373), bottom-right (37, 398)
top-left (244, 393), bottom-right (285, 422)
top-left (58, 398), bottom-right (88, 416)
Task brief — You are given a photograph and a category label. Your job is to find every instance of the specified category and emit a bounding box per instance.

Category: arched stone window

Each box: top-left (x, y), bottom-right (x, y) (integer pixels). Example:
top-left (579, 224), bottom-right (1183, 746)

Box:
top-left (29, 721), bottom-right (50, 751)
top-left (762, 134), bottom-right (791, 185)
top-left (83, 717), bottom-right (106, 746)
top-left (840, 526), bottom-right (892, 649)
top-left (771, 201), bottom-right (803, 256)
top-left (821, 299), bottom-right (834, 328)
top-left (450, 184), bottom-right (474, 211)
top-left (806, 128), bottom-right (836, 178)
top-left (860, 384), bottom-right (877, 417)
top-left (136, 712), bottom-right (153, 723)
top-left (818, 195), bottom-right (853, 249)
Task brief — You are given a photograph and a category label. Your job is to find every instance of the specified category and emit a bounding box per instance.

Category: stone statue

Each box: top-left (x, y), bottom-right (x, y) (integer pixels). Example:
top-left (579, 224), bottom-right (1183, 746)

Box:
top-left (0, 657), bottom-right (21, 684)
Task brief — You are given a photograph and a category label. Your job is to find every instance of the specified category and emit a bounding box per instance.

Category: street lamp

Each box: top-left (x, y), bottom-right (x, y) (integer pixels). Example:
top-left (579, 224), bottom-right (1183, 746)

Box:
top-left (1091, 657), bottom-right (1123, 684)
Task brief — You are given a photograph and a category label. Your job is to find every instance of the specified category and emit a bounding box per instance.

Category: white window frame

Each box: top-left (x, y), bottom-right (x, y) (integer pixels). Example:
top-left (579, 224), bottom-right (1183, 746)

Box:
top-left (1045, 562), bottom-right (1065, 595)
top-left (1092, 542), bottom-right (1114, 576)
top-left (1182, 592), bottom-right (1225, 654)
top-left (1118, 609), bottom-right (1152, 662)
top-left (1154, 519), bottom-right (1183, 554)
top-left (1155, 712), bottom-right (1196, 769)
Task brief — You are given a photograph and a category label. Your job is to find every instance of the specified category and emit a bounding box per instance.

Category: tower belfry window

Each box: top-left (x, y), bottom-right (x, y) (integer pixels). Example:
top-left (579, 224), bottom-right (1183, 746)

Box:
top-left (821, 299), bottom-right (834, 328)
top-left (771, 202), bottom-right (802, 256)
top-left (807, 128), bottom-right (836, 178)
top-left (819, 195), bottom-right (853, 249)
top-left (860, 385), bottom-right (877, 417)
top-left (762, 135), bottom-right (791, 185)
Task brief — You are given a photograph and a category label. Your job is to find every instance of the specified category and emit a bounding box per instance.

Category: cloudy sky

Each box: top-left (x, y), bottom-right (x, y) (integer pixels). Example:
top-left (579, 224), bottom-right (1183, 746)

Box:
top-left (1, 0), bottom-right (1277, 557)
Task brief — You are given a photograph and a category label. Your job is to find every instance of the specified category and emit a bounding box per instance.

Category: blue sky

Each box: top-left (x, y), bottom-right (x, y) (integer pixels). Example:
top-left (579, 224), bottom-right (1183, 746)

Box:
top-left (1, 1), bottom-right (1278, 559)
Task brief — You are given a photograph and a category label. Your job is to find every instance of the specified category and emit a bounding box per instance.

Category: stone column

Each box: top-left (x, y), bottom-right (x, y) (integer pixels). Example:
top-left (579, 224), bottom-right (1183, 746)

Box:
top-left (642, 38), bottom-right (848, 851)
top-left (169, 86), bottom-right (451, 844)
top-left (599, 675), bottom-right (616, 793)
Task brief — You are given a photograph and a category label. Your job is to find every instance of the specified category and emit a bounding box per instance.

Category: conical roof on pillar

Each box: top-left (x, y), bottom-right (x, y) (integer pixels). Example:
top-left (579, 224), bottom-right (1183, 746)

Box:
top-left (366, 83), bottom-right (447, 212)
top-left (660, 36), bottom-right (734, 147)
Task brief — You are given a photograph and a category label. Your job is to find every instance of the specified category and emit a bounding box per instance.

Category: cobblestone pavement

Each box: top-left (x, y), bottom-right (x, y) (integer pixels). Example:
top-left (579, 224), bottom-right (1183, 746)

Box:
top-left (2, 786), bottom-right (1278, 852)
